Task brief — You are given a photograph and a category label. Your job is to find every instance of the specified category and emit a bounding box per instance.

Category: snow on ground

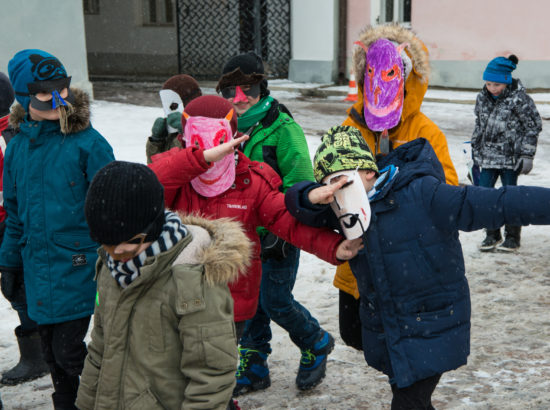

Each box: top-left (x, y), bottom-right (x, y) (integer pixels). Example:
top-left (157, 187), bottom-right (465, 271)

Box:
top-left (1, 90), bottom-right (549, 409)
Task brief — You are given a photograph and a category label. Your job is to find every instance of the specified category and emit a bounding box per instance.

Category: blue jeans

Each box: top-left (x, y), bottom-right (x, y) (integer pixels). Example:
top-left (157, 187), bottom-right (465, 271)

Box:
top-left (239, 240), bottom-right (323, 353)
top-left (478, 168), bottom-right (518, 188)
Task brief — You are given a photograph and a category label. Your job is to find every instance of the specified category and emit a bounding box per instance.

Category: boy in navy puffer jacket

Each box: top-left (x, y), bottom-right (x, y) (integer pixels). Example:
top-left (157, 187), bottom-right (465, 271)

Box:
top-left (286, 125), bottom-right (550, 409)
top-left (0, 50), bottom-right (114, 410)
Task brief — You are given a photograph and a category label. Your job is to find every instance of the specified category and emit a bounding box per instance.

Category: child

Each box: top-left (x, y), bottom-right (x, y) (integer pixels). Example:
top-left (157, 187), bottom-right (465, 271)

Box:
top-left (0, 71), bottom-right (49, 386)
top-left (146, 74), bottom-right (202, 163)
top-left (149, 95), bottom-right (361, 392)
top-left (0, 49), bottom-right (115, 409)
top-left (337, 23), bottom-right (459, 351)
top-left (285, 125), bottom-right (550, 409)
top-left (77, 161), bottom-right (249, 409)
top-left (216, 52), bottom-right (329, 393)
top-left (471, 54), bottom-right (542, 252)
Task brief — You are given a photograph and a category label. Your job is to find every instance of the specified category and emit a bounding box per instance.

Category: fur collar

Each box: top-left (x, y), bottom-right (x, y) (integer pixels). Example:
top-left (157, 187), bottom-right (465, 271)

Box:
top-left (9, 88), bottom-right (91, 134)
top-left (353, 23), bottom-right (430, 85)
top-left (177, 213), bottom-right (251, 286)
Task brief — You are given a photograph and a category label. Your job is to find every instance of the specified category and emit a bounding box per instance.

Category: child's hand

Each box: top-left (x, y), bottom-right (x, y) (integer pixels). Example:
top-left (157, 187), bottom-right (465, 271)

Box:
top-left (203, 134), bottom-right (249, 163)
top-left (308, 177), bottom-right (349, 204)
top-left (335, 237), bottom-right (363, 260)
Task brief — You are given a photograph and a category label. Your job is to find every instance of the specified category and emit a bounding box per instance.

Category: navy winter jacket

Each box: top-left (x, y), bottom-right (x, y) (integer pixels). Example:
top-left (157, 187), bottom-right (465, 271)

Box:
top-left (0, 90), bottom-right (115, 325)
top-left (286, 138), bottom-right (550, 388)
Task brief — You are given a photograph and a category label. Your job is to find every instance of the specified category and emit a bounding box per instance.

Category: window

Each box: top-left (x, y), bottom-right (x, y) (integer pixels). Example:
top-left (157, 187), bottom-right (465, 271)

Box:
top-left (83, 0), bottom-right (100, 15)
top-left (143, 0), bottom-right (175, 26)
top-left (379, 0), bottom-right (411, 25)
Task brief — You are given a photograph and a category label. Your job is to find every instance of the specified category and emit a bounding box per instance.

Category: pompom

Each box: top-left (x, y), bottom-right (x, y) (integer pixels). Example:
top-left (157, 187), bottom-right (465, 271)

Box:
top-left (508, 54), bottom-right (519, 65)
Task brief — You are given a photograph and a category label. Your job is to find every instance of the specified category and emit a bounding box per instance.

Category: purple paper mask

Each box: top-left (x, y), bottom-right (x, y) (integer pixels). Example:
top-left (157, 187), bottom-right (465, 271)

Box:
top-left (357, 38), bottom-right (407, 131)
top-left (183, 110), bottom-right (236, 197)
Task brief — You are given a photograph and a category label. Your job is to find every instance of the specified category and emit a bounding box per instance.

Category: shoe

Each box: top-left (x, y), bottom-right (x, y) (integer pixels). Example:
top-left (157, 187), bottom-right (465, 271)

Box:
top-left (227, 398), bottom-right (241, 410)
top-left (296, 331), bottom-right (335, 390)
top-left (479, 229), bottom-right (502, 252)
top-left (497, 226), bottom-right (521, 252)
top-left (233, 347), bottom-right (270, 396)
top-left (1, 326), bottom-right (49, 385)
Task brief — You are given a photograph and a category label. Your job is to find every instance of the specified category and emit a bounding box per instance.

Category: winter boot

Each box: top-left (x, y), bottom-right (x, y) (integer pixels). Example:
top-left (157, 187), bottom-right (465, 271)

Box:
top-left (479, 229), bottom-right (502, 252)
top-left (497, 225), bottom-right (521, 252)
top-left (227, 398), bottom-right (241, 410)
top-left (296, 331), bottom-right (335, 390)
top-left (1, 326), bottom-right (49, 385)
top-left (51, 392), bottom-right (78, 410)
top-left (233, 347), bottom-right (271, 396)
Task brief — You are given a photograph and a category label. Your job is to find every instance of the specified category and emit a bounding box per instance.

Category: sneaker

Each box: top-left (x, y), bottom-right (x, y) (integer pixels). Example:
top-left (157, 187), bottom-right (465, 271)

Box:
top-left (296, 331), bottom-right (335, 390)
top-left (233, 347), bottom-right (271, 396)
top-left (496, 236), bottom-right (520, 252)
top-left (479, 230), bottom-right (502, 252)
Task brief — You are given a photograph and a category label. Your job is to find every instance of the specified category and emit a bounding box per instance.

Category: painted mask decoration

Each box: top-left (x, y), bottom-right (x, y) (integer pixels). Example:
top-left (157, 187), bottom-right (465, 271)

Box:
top-left (159, 89), bottom-right (184, 133)
top-left (324, 169), bottom-right (371, 240)
top-left (356, 38), bottom-right (408, 132)
top-left (183, 110), bottom-right (236, 197)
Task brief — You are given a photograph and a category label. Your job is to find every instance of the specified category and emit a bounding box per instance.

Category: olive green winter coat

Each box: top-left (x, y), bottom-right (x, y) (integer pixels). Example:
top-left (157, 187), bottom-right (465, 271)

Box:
top-left (76, 215), bottom-right (251, 410)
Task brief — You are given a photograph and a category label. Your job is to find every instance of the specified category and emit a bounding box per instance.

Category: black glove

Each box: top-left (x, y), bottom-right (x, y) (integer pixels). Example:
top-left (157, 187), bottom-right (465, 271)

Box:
top-left (1, 268), bottom-right (23, 301)
top-left (260, 232), bottom-right (291, 262)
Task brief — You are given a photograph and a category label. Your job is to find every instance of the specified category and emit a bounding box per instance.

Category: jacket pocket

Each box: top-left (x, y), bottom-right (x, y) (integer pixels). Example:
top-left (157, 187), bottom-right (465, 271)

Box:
top-left (398, 293), bottom-right (459, 338)
top-left (199, 320), bottom-right (238, 371)
top-left (148, 300), bottom-right (165, 353)
top-left (52, 232), bottom-right (98, 268)
top-left (127, 388), bottom-right (165, 410)
top-left (52, 232), bottom-right (97, 251)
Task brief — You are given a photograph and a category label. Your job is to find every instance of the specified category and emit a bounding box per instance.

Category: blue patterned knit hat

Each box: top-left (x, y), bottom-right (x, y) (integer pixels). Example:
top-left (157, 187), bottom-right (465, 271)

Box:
top-left (483, 55), bottom-right (517, 85)
top-left (8, 49), bottom-right (68, 111)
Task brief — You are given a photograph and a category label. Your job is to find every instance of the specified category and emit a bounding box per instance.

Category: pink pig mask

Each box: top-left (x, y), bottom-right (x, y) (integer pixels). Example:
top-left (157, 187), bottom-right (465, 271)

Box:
top-left (183, 110), bottom-right (236, 197)
top-left (356, 38), bottom-right (408, 132)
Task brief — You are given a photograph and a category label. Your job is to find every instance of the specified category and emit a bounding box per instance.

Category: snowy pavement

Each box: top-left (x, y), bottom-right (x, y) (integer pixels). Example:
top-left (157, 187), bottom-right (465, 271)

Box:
top-left (1, 89), bottom-right (549, 409)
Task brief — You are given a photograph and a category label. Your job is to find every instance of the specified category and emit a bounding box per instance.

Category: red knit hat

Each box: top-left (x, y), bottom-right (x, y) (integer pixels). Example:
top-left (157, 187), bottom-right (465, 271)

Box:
top-left (182, 95), bottom-right (238, 134)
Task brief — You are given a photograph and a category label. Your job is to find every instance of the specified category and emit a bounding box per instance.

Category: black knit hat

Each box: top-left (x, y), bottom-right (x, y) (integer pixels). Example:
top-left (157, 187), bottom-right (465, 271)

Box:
top-left (0, 72), bottom-right (15, 117)
top-left (85, 161), bottom-right (165, 245)
top-left (216, 52), bottom-right (269, 97)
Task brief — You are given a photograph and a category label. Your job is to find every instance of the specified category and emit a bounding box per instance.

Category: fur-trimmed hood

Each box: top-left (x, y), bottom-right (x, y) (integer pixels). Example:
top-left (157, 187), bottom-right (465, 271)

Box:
top-left (353, 23), bottom-right (430, 85)
top-left (9, 87), bottom-right (91, 134)
top-left (350, 23), bottom-right (431, 125)
top-left (178, 213), bottom-right (251, 287)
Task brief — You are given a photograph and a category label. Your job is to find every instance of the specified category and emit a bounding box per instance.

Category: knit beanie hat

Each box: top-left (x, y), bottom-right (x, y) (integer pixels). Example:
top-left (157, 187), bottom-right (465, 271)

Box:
top-left (313, 125), bottom-right (379, 183)
top-left (85, 161), bottom-right (165, 246)
top-left (483, 55), bottom-right (518, 85)
top-left (0, 72), bottom-right (15, 117)
top-left (162, 74), bottom-right (202, 106)
top-left (181, 95), bottom-right (238, 134)
top-left (216, 52), bottom-right (269, 97)
top-left (8, 49), bottom-right (69, 111)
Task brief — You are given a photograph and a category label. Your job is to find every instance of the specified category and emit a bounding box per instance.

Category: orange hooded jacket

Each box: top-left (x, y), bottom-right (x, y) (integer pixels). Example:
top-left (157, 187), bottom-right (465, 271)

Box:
top-left (335, 24), bottom-right (458, 298)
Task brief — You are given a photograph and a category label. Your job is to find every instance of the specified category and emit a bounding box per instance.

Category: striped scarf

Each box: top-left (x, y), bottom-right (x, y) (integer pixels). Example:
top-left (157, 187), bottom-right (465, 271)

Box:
top-left (106, 211), bottom-right (187, 289)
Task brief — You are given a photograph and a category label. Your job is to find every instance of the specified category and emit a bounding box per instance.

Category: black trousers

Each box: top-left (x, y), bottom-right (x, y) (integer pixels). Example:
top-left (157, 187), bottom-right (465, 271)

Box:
top-left (391, 374), bottom-right (442, 410)
top-left (338, 290), bottom-right (363, 351)
top-left (38, 316), bottom-right (91, 409)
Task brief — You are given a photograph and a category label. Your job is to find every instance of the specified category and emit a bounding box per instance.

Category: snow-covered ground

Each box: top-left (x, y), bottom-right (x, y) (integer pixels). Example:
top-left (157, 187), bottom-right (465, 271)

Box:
top-left (1, 90), bottom-right (549, 409)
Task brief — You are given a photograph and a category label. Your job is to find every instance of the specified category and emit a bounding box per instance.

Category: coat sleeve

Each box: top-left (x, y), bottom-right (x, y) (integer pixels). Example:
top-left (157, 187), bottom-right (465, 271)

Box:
top-left (425, 177), bottom-right (550, 231)
top-left (76, 291), bottom-right (105, 410)
top-left (471, 95), bottom-right (483, 165)
top-left (285, 181), bottom-right (340, 230)
top-left (274, 120), bottom-right (315, 192)
top-left (83, 131), bottom-right (115, 183)
top-left (178, 277), bottom-right (237, 410)
top-left (253, 168), bottom-right (343, 265)
top-left (149, 147), bottom-right (210, 208)
top-left (0, 142), bottom-right (24, 269)
top-left (513, 92), bottom-right (542, 159)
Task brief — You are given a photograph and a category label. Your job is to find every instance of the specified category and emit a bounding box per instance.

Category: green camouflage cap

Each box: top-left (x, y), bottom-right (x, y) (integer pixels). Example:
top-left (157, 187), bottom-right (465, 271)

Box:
top-left (313, 125), bottom-right (378, 182)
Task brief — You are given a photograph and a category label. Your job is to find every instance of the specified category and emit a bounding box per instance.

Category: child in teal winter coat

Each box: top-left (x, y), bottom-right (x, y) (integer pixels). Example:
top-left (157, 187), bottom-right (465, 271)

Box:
top-left (0, 49), bottom-right (114, 409)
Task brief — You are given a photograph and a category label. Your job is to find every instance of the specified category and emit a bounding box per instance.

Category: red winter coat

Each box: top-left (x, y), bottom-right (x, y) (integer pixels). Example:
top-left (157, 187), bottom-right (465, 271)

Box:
top-left (150, 147), bottom-right (343, 321)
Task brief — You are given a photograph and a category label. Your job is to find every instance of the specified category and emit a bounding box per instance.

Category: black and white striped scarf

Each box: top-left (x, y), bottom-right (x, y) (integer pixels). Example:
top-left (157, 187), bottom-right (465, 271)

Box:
top-left (106, 211), bottom-right (188, 289)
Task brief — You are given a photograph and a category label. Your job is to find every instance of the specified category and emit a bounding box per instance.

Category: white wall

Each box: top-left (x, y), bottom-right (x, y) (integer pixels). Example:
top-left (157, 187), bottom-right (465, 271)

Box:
top-left (0, 0), bottom-right (92, 95)
top-left (289, 0), bottom-right (339, 83)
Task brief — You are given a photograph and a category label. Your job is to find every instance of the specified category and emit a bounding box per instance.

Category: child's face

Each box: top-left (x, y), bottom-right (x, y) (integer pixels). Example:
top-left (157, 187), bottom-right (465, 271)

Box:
top-left (223, 84), bottom-right (261, 116)
top-left (485, 81), bottom-right (507, 97)
top-left (323, 170), bottom-right (377, 192)
top-left (102, 234), bottom-right (152, 262)
top-left (28, 87), bottom-right (70, 121)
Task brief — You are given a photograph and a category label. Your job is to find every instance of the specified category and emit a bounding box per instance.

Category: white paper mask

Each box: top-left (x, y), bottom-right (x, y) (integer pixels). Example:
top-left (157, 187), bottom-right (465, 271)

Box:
top-left (326, 170), bottom-right (371, 239)
top-left (159, 89), bottom-right (184, 133)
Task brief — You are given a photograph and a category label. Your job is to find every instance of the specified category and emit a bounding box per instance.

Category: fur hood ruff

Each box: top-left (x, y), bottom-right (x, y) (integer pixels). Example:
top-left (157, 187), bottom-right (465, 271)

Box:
top-left (9, 87), bottom-right (91, 134)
